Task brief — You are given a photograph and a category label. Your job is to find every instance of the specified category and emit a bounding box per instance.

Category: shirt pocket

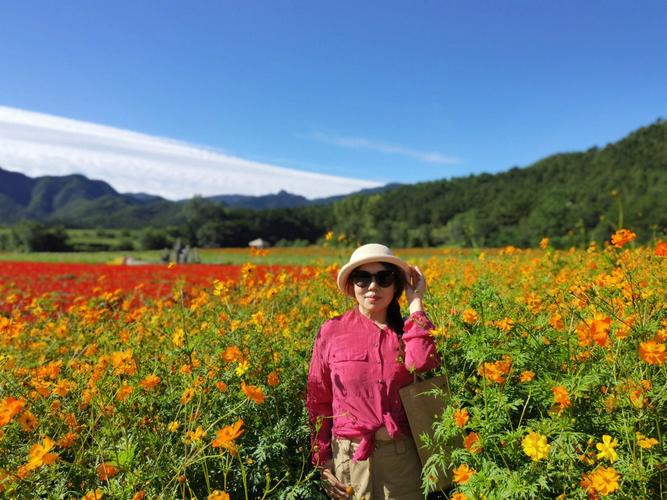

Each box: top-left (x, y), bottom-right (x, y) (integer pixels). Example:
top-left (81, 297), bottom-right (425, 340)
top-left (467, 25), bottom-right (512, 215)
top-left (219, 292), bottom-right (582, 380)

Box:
top-left (330, 349), bottom-right (371, 396)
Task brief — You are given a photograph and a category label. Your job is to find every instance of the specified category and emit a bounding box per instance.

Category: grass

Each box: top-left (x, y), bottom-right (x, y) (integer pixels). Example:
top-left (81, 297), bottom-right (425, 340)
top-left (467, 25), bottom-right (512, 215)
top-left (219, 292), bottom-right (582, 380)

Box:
top-left (0, 246), bottom-right (468, 266)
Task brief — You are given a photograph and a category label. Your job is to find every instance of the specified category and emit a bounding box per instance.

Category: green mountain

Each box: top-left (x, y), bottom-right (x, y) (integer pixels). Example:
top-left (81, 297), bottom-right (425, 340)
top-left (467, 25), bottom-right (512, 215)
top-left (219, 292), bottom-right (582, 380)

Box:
top-left (327, 119), bottom-right (667, 247)
top-left (1, 118), bottom-right (665, 247)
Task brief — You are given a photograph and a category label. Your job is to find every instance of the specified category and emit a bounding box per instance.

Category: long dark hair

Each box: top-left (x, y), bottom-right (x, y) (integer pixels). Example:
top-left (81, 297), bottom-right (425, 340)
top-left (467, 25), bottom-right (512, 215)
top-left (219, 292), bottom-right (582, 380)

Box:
top-left (347, 262), bottom-right (405, 334)
top-left (382, 263), bottom-right (406, 335)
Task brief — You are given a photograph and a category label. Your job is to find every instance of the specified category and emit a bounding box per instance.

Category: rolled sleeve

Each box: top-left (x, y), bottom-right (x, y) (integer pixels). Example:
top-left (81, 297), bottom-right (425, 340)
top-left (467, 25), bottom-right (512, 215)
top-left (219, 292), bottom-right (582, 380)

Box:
top-left (402, 311), bottom-right (440, 372)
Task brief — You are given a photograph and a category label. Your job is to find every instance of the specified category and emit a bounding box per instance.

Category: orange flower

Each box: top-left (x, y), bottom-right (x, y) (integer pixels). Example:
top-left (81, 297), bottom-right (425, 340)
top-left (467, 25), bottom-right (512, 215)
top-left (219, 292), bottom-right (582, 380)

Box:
top-left (552, 385), bottom-right (571, 411)
top-left (656, 240), bottom-right (667, 256)
top-left (116, 384), bottom-right (133, 402)
top-left (463, 432), bottom-right (482, 454)
top-left (580, 472), bottom-right (596, 497)
top-left (222, 346), bottom-right (242, 363)
top-left (97, 462), bottom-right (119, 481)
top-left (451, 493), bottom-right (469, 500)
top-left (18, 410), bottom-right (38, 432)
top-left (241, 382), bottom-right (265, 404)
top-left (452, 463), bottom-right (475, 484)
top-left (589, 466), bottom-right (620, 496)
top-left (138, 374), bottom-right (161, 391)
top-left (212, 419), bottom-right (244, 455)
top-left (494, 317), bottom-right (515, 332)
top-left (539, 237), bottom-right (549, 249)
top-left (208, 491), bottom-right (230, 500)
top-left (267, 371), bottom-right (280, 387)
top-left (82, 490), bottom-right (104, 500)
top-left (462, 309), bottom-right (479, 325)
top-left (0, 396), bottom-right (26, 426)
top-left (589, 313), bottom-right (611, 347)
top-left (57, 432), bottom-right (78, 448)
top-left (215, 381), bottom-right (228, 392)
top-left (131, 492), bottom-right (146, 500)
top-left (636, 431), bottom-right (659, 449)
top-left (638, 340), bottom-right (666, 365)
top-left (453, 408), bottom-right (469, 428)
top-left (26, 436), bottom-right (59, 471)
top-left (611, 228), bottom-right (636, 248)
top-left (549, 313), bottom-right (564, 331)
top-left (519, 371), bottom-right (535, 383)
top-left (478, 355), bottom-right (512, 384)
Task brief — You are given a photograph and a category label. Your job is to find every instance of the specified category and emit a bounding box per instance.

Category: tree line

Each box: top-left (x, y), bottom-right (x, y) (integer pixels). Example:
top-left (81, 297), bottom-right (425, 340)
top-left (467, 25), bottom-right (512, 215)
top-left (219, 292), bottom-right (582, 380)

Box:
top-left (2, 119), bottom-right (665, 252)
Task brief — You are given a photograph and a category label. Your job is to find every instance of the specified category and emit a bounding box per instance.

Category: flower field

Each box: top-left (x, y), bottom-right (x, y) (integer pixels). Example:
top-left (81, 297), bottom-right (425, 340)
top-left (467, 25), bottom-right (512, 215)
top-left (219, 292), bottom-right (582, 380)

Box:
top-left (0, 236), bottom-right (665, 499)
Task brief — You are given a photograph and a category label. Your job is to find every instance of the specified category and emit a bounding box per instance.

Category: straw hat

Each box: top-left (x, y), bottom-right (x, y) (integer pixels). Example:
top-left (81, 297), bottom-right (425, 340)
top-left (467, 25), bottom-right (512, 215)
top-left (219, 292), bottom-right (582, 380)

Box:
top-left (336, 243), bottom-right (411, 295)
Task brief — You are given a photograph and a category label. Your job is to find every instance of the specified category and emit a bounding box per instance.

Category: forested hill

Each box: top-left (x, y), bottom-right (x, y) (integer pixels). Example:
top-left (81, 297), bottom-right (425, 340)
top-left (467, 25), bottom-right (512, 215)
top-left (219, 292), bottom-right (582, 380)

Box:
top-left (324, 119), bottom-right (667, 247)
top-left (1, 119), bottom-right (665, 248)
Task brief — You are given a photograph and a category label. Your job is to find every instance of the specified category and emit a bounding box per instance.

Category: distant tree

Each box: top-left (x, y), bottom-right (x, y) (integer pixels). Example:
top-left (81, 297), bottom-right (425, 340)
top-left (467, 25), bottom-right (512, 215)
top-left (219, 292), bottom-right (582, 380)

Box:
top-left (138, 228), bottom-right (172, 250)
top-left (9, 221), bottom-right (70, 252)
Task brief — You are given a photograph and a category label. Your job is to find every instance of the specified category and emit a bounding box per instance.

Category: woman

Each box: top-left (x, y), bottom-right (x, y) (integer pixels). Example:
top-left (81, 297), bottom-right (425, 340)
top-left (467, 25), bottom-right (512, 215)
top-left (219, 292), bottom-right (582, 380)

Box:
top-left (307, 243), bottom-right (440, 499)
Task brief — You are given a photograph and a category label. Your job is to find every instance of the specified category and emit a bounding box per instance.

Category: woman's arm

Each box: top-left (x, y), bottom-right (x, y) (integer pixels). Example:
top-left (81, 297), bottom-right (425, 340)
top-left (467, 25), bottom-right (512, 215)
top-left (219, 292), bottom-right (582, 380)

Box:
top-left (306, 328), bottom-right (334, 465)
top-left (403, 266), bottom-right (440, 371)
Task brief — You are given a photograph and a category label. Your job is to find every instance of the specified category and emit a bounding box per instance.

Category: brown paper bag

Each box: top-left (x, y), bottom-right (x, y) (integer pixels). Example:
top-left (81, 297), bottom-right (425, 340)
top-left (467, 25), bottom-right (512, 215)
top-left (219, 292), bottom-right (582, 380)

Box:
top-left (399, 374), bottom-right (457, 491)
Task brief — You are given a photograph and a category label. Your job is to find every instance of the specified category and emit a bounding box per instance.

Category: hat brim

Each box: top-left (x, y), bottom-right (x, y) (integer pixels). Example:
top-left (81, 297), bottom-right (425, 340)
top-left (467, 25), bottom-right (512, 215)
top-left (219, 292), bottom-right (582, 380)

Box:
top-left (336, 255), bottom-right (412, 296)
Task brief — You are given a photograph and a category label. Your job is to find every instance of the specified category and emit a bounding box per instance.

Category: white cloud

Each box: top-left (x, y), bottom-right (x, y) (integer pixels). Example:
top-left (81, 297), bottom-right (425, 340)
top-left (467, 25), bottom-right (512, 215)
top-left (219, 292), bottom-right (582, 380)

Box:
top-left (0, 106), bottom-right (382, 200)
top-left (310, 132), bottom-right (460, 165)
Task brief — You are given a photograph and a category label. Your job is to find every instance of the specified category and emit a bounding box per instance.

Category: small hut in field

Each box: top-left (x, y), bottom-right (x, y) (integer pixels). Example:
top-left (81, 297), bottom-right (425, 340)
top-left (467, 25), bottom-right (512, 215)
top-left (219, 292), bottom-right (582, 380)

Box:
top-left (248, 238), bottom-right (270, 249)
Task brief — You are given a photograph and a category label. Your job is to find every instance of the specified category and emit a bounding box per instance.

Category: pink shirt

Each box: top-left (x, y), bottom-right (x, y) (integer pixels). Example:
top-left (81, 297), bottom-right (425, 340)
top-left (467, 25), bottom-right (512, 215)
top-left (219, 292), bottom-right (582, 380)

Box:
top-left (306, 309), bottom-right (439, 464)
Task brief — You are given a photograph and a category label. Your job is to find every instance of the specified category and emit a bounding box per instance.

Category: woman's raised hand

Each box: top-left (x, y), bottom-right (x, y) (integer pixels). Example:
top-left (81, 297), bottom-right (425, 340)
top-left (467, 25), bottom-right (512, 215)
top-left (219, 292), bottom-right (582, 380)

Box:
top-left (406, 265), bottom-right (426, 313)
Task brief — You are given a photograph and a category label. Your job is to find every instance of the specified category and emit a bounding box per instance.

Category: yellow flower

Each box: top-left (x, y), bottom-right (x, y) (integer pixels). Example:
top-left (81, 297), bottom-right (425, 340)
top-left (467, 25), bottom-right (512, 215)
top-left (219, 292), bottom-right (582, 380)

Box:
top-left (184, 426), bottom-right (206, 444)
top-left (235, 359), bottom-right (249, 376)
top-left (26, 436), bottom-right (59, 471)
top-left (167, 421), bottom-right (180, 433)
top-left (180, 387), bottom-right (195, 405)
top-left (172, 328), bottom-right (185, 348)
top-left (596, 435), bottom-right (618, 462)
top-left (82, 490), bottom-right (104, 500)
top-left (208, 491), bottom-right (230, 500)
top-left (522, 431), bottom-right (550, 461)
top-left (636, 431), bottom-right (658, 449)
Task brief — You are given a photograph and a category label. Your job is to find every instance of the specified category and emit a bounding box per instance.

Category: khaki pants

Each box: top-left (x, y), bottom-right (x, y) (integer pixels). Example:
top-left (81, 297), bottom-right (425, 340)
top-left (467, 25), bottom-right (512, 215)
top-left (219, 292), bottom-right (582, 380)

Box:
top-left (332, 436), bottom-right (424, 500)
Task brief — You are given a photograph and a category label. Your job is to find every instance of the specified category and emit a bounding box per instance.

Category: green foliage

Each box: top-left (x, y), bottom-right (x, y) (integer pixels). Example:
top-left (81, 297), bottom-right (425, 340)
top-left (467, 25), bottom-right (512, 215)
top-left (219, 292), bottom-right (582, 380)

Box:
top-left (422, 246), bottom-right (666, 499)
top-left (1, 220), bottom-right (71, 252)
top-left (328, 120), bottom-right (667, 247)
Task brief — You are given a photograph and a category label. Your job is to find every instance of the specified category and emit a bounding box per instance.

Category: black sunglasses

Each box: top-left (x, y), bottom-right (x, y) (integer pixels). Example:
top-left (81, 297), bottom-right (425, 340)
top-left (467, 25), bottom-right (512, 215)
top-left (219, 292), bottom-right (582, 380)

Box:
top-left (350, 270), bottom-right (397, 288)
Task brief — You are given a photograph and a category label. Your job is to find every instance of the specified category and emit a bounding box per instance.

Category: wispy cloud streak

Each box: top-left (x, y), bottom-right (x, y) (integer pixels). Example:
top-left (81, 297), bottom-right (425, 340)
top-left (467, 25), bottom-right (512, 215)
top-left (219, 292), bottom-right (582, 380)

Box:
top-left (311, 132), bottom-right (459, 165)
top-left (0, 106), bottom-right (381, 200)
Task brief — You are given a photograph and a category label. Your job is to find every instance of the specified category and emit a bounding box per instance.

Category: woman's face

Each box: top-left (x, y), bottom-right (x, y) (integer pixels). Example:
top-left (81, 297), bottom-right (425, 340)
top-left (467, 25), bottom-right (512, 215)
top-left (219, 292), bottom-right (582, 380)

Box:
top-left (351, 262), bottom-right (396, 316)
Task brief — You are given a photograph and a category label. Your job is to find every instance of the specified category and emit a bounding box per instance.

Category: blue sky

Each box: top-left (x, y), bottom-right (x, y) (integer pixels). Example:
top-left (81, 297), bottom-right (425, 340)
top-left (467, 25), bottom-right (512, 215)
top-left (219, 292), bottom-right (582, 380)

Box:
top-left (0, 1), bottom-right (665, 198)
